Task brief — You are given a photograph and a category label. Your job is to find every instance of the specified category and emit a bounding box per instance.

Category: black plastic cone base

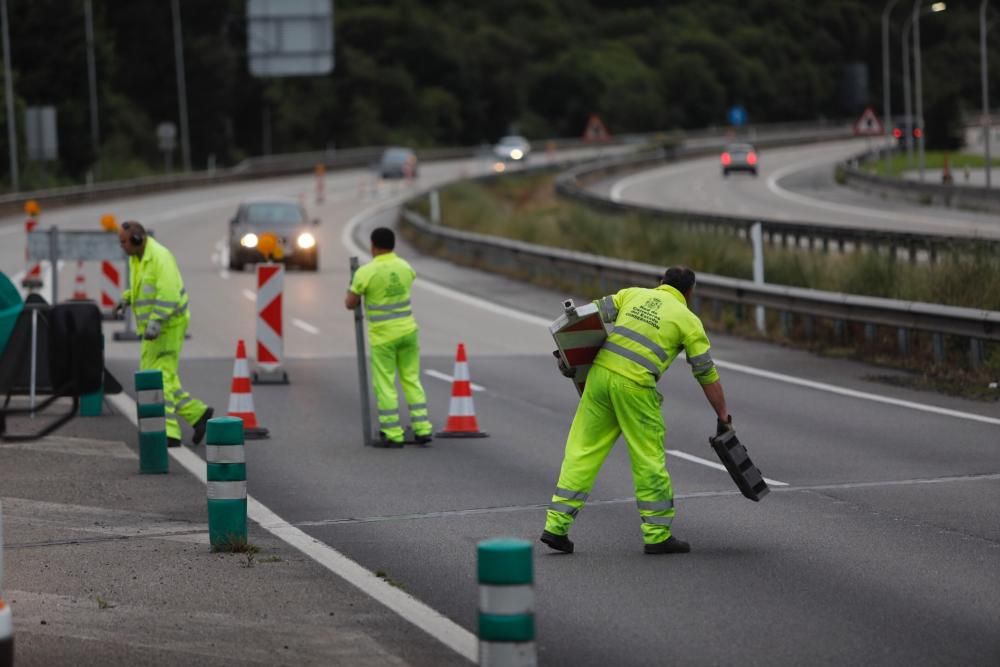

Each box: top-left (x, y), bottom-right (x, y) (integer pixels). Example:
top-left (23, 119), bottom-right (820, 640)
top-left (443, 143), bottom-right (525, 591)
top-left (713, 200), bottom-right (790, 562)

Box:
top-left (244, 426), bottom-right (270, 440)
top-left (253, 368), bottom-right (289, 385)
top-left (435, 431), bottom-right (489, 438)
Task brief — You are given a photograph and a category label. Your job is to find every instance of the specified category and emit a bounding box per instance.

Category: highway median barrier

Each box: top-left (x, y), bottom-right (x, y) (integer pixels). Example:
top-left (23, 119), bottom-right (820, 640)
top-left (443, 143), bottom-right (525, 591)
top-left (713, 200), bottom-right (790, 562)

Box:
top-left (135, 370), bottom-right (168, 474)
top-left (206, 417), bottom-right (248, 549)
top-left (478, 538), bottom-right (536, 667)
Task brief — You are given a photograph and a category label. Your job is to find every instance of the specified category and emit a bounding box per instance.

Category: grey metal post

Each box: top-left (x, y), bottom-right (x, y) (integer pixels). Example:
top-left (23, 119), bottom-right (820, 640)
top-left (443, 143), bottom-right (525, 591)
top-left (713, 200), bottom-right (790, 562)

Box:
top-left (170, 0), bottom-right (191, 172)
top-left (48, 227), bottom-right (59, 304)
top-left (932, 332), bottom-right (945, 362)
top-left (751, 222), bottom-right (765, 333)
top-left (84, 0), bottom-right (100, 175)
top-left (913, 0), bottom-right (925, 182)
top-left (902, 15), bottom-right (915, 169)
top-left (982, 0), bottom-right (992, 189)
top-left (1, 0), bottom-right (18, 191)
top-left (350, 257), bottom-right (373, 447)
top-left (883, 0), bottom-right (901, 174)
top-left (865, 323), bottom-right (877, 344)
top-left (430, 190), bottom-right (441, 224)
top-left (29, 308), bottom-right (37, 413)
top-left (969, 339), bottom-right (984, 368)
top-left (897, 327), bottom-right (910, 356)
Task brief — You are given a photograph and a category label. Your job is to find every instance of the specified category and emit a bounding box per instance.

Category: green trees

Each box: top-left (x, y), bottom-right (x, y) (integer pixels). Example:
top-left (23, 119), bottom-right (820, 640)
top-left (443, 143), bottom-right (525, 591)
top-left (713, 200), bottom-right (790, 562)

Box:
top-left (0, 0), bottom-right (993, 187)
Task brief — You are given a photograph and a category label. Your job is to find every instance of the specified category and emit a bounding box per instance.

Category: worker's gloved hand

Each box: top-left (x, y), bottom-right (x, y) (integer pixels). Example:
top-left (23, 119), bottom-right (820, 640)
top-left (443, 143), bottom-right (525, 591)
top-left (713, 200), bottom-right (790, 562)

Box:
top-left (552, 350), bottom-right (575, 378)
top-left (143, 319), bottom-right (162, 341)
top-left (716, 415), bottom-right (734, 437)
top-left (113, 300), bottom-right (126, 319)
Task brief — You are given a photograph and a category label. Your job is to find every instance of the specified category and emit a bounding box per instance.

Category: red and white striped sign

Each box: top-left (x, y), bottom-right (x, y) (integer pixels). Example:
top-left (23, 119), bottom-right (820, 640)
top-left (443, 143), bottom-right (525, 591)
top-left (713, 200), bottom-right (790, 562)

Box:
top-left (256, 264), bottom-right (285, 374)
top-left (100, 261), bottom-right (122, 315)
top-left (23, 217), bottom-right (42, 287)
top-left (72, 261), bottom-right (88, 300)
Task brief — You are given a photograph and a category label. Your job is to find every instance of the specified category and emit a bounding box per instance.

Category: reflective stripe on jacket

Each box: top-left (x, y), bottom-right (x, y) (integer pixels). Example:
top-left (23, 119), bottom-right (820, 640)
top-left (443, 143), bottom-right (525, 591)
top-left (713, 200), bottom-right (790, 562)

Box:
top-left (592, 284), bottom-right (719, 387)
top-left (350, 252), bottom-right (418, 346)
top-left (121, 237), bottom-right (189, 333)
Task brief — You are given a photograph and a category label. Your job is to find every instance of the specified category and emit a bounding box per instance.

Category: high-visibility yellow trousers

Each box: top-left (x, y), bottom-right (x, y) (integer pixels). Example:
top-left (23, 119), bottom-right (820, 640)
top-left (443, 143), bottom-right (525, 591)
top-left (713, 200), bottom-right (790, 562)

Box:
top-left (139, 320), bottom-right (207, 441)
top-left (371, 330), bottom-right (431, 443)
top-left (544, 364), bottom-right (676, 545)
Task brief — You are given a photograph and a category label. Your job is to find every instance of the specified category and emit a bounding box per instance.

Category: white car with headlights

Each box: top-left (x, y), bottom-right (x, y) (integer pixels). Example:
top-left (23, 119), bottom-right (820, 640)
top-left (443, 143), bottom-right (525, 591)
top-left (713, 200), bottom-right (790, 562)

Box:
top-left (229, 198), bottom-right (319, 271)
top-left (493, 135), bottom-right (531, 162)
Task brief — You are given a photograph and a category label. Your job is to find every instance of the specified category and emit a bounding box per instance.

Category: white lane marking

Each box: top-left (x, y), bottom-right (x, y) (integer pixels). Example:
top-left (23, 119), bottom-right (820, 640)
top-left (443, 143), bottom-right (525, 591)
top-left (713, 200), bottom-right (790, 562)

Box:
top-left (291, 318), bottom-right (320, 335)
top-left (764, 157), bottom-right (973, 228)
top-left (242, 289), bottom-right (256, 302)
top-left (715, 359), bottom-right (1000, 427)
top-left (342, 206), bottom-right (1000, 427)
top-left (666, 449), bottom-right (788, 487)
top-left (105, 392), bottom-right (477, 663)
top-left (609, 161), bottom-right (696, 202)
top-left (424, 369), bottom-right (485, 392)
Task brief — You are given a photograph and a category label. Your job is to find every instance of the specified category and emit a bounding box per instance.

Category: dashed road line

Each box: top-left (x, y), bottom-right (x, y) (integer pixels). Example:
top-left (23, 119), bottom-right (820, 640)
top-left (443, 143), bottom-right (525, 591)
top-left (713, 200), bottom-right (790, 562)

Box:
top-left (424, 369), bottom-right (485, 391)
top-left (242, 289), bottom-right (256, 302)
top-left (667, 449), bottom-right (788, 486)
top-left (291, 318), bottom-right (320, 335)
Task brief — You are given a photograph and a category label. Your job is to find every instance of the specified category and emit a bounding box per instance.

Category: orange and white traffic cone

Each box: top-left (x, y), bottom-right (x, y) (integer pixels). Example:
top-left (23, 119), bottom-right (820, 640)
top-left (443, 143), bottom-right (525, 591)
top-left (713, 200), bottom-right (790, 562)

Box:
top-left (72, 261), bottom-right (88, 300)
top-left (228, 339), bottom-right (270, 439)
top-left (436, 343), bottom-right (488, 438)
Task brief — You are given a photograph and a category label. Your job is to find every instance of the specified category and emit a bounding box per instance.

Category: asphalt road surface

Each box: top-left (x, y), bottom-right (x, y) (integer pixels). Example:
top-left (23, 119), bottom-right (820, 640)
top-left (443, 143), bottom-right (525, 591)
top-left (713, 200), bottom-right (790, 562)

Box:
top-left (602, 138), bottom-right (1000, 239)
top-left (3, 143), bottom-right (998, 666)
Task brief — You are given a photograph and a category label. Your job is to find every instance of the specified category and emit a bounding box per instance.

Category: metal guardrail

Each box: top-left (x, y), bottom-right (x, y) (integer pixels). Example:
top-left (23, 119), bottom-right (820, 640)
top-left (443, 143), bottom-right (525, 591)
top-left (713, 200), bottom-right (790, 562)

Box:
top-left (839, 152), bottom-right (1000, 214)
top-left (556, 140), bottom-right (1000, 262)
top-left (399, 187), bottom-right (998, 368)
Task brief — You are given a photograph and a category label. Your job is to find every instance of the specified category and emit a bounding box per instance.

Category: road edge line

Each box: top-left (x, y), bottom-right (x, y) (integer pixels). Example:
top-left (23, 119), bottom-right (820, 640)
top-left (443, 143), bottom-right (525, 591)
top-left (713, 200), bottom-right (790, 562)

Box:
top-left (105, 391), bottom-right (478, 663)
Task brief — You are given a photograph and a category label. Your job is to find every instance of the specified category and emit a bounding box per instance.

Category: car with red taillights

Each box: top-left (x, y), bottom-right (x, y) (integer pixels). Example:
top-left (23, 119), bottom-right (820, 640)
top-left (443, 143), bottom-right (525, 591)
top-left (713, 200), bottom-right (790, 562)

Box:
top-left (720, 143), bottom-right (758, 177)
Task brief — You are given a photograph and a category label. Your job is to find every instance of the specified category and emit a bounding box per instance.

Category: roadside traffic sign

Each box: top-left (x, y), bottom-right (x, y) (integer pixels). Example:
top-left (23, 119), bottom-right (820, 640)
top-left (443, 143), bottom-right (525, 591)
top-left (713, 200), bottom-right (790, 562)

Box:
top-left (728, 105), bottom-right (748, 127)
top-left (582, 114), bottom-right (610, 142)
top-left (853, 107), bottom-right (884, 136)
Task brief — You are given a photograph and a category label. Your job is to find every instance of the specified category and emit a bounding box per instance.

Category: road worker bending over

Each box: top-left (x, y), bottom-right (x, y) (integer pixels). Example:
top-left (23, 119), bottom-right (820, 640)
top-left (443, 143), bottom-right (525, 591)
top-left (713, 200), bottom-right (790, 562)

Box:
top-left (115, 221), bottom-right (213, 447)
top-left (541, 266), bottom-right (732, 555)
top-left (345, 227), bottom-right (433, 447)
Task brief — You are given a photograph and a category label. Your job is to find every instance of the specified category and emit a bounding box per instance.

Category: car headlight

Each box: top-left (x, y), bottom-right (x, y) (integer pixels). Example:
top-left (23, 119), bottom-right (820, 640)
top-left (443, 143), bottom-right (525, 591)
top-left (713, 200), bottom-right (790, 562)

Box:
top-left (240, 233), bottom-right (258, 248)
top-left (296, 232), bottom-right (316, 249)
top-left (510, 149), bottom-right (523, 160)
top-left (492, 162), bottom-right (506, 173)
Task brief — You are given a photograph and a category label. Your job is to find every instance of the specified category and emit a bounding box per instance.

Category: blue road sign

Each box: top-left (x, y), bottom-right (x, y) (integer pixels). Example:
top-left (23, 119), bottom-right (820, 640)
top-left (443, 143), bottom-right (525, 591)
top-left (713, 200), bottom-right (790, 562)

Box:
top-left (728, 105), bottom-right (748, 127)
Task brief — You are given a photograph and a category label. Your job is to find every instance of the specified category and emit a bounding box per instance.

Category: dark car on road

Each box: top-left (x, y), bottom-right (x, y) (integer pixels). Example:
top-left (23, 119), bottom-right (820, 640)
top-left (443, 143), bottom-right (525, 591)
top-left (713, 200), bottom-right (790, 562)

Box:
top-left (721, 142), bottom-right (758, 176)
top-left (228, 198), bottom-right (319, 271)
top-left (379, 147), bottom-right (418, 179)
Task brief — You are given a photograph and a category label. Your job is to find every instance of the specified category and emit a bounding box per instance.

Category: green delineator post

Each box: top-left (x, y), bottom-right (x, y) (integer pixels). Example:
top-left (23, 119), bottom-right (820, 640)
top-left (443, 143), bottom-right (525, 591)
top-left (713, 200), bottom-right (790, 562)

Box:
top-left (478, 538), bottom-right (537, 667)
top-left (135, 370), bottom-right (168, 474)
top-left (206, 417), bottom-right (247, 549)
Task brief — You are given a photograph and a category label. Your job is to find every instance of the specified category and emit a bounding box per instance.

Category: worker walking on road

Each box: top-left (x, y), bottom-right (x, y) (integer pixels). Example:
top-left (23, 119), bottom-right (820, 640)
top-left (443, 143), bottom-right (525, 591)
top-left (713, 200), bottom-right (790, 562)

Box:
top-left (116, 221), bottom-right (213, 447)
top-left (541, 266), bottom-right (731, 555)
top-left (345, 227), bottom-right (432, 447)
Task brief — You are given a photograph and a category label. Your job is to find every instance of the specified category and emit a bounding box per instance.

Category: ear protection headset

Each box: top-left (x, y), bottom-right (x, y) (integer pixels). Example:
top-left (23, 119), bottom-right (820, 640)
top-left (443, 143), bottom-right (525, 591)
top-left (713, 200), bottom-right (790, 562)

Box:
top-left (122, 221), bottom-right (144, 247)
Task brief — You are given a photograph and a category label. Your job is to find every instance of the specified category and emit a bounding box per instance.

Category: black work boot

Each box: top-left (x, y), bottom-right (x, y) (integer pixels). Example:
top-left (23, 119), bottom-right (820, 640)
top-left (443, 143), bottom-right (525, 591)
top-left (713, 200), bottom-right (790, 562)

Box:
top-left (644, 536), bottom-right (691, 555)
top-left (192, 407), bottom-right (214, 446)
top-left (540, 530), bottom-right (574, 554)
top-left (167, 437), bottom-right (182, 448)
top-left (413, 433), bottom-right (433, 445)
top-left (373, 431), bottom-right (404, 448)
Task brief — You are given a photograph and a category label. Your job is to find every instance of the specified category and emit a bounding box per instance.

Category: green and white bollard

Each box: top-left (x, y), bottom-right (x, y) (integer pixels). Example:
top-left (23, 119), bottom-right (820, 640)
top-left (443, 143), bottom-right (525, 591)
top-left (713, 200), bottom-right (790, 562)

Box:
top-left (80, 335), bottom-right (105, 417)
top-left (135, 370), bottom-right (168, 474)
top-left (206, 417), bottom-right (247, 549)
top-left (478, 538), bottom-right (536, 667)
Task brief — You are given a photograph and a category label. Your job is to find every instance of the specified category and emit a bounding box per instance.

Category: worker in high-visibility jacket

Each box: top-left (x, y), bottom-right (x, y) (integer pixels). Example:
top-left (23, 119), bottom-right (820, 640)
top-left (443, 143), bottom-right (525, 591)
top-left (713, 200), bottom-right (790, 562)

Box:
top-left (116, 221), bottom-right (213, 447)
top-left (541, 266), bottom-right (731, 555)
top-left (345, 227), bottom-right (432, 447)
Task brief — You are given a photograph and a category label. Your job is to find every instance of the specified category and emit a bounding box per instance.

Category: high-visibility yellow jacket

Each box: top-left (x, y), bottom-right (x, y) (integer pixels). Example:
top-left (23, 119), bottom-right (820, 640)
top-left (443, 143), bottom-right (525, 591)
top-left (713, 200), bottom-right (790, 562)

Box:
top-left (592, 284), bottom-right (719, 388)
top-left (121, 237), bottom-right (189, 334)
top-left (350, 252), bottom-right (417, 346)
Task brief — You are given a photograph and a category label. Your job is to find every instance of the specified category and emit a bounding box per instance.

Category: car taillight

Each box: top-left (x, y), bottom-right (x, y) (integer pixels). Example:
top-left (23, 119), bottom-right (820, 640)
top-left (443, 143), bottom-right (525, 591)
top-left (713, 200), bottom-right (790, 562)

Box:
top-left (913, 128), bottom-right (923, 139)
top-left (746, 152), bottom-right (757, 165)
top-left (721, 152), bottom-right (732, 166)
top-left (893, 128), bottom-right (903, 138)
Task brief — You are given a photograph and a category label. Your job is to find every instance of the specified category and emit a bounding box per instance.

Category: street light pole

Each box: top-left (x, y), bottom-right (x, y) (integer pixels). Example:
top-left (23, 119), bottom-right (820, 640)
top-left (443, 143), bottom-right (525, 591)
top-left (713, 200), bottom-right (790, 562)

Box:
top-left (170, 0), bottom-right (192, 172)
top-left (882, 0), bottom-right (901, 174)
top-left (912, 0), bottom-right (926, 182)
top-left (982, 0), bottom-right (992, 189)
top-left (84, 0), bottom-right (100, 178)
top-left (1, 0), bottom-right (18, 192)
top-left (902, 15), bottom-right (915, 169)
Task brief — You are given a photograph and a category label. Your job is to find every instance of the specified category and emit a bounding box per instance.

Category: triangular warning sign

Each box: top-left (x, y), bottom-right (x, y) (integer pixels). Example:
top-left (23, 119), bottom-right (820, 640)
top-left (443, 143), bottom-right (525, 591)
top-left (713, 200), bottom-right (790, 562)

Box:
top-left (582, 114), bottom-right (611, 142)
top-left (853, 107), bottom-right (884, 136)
